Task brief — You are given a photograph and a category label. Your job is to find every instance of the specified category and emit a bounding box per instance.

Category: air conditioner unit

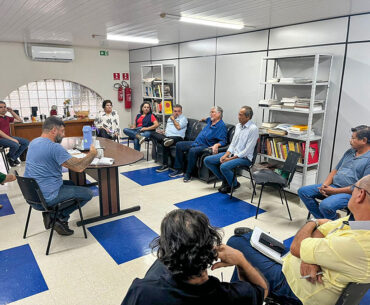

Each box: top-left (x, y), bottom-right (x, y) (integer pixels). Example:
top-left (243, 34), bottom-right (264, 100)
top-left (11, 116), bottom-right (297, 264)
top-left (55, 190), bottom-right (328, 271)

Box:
top-left (31, 45), bottom-right (74, 62)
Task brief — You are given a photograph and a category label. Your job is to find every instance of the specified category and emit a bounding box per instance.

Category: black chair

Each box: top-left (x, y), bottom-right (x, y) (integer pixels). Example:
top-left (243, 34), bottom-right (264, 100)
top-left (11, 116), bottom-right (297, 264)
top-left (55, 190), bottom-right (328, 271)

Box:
top-left (252, 151), bottom-right (301, 221)
top-left (15, 171), bottom-right (87, 255)
top-left (0, 146), bottom-right (10, 173)
top-left (335, 282), bottom-right (370, 305)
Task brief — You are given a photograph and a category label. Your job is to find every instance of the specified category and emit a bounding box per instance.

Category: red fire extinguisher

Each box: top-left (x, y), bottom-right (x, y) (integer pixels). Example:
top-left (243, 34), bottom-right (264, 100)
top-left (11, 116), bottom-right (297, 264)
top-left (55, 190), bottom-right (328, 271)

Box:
top-left (124, 86), bottom-right (132, 109)
top-left (118, 86), bottom-right (123, 102)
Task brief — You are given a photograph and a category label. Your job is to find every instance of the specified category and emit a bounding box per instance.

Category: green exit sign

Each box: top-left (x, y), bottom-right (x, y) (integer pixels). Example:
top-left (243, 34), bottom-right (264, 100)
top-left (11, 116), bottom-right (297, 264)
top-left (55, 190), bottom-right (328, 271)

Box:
top-left (100, 50), bottom-right (109, 56)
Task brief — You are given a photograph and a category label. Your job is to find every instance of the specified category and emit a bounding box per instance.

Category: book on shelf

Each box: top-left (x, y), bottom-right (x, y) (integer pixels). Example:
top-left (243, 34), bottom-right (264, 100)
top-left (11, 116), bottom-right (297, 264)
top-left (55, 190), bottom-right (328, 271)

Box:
top-left (302, 141), bottom-right (319, 164)
top-left (164, 101), bottom-right (173, 115)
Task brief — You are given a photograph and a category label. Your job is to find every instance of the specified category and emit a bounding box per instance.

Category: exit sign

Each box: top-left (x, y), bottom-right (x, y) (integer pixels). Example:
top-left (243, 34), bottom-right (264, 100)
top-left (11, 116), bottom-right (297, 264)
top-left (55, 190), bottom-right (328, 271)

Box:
top-left (100, 50), bottom-right (109, 56)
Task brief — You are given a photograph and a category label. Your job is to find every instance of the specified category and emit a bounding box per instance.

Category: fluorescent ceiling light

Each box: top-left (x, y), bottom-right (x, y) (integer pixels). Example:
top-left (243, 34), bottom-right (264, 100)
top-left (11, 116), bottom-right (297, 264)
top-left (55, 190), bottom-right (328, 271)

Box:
top-left (107, 34), bottom-right (159, 44)
top-left (179, 16), bottom-right (244, 30)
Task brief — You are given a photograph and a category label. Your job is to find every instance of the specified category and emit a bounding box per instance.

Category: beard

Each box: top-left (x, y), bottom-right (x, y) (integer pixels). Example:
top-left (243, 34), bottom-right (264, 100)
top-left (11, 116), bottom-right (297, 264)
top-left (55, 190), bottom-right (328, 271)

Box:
top-left (55, 134), bottom-right (63, 143)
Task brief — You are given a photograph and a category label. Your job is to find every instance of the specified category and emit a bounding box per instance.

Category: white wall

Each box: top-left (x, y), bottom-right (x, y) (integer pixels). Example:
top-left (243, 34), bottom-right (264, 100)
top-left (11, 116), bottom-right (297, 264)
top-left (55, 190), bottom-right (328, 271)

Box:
top-left (0, 42), bottom-right (131, 128)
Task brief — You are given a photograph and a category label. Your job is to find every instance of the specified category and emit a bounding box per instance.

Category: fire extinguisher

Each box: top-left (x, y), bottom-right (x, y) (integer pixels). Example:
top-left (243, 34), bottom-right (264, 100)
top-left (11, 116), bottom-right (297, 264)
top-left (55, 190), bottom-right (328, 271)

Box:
top-left (124, 86), bottom-right (132, 109)
top-left (118, 86), bottom-right (123, 102)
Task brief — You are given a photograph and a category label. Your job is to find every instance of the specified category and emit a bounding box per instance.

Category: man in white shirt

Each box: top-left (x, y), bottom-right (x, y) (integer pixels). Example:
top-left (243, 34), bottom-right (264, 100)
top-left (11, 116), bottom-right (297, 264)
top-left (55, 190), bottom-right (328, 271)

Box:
top-left (204, 106), bottom-right (259, 193)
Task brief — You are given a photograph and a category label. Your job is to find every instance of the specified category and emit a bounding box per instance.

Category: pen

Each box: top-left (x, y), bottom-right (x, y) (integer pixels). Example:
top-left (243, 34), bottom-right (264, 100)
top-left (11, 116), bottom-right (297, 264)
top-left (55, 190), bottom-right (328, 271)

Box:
top-left (300, 272), bottom-right (323, 279)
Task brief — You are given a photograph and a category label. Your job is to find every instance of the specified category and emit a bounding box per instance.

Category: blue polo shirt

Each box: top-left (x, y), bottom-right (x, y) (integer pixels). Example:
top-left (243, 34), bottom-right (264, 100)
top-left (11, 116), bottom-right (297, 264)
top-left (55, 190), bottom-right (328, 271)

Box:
top-left (192, 117), bottom-right (227, 147)
top-left (25, 137), bottom-right (72, 202)
top-left (333, 148), bottom-right (370, 187)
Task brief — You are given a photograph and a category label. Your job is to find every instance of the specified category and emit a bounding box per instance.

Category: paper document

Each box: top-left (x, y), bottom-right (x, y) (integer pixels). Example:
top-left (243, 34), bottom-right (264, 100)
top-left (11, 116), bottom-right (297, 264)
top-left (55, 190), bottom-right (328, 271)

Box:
top-left (91, 157), bottom-right (114, 166)
top-left (68, 149), bottom-right (86, 159)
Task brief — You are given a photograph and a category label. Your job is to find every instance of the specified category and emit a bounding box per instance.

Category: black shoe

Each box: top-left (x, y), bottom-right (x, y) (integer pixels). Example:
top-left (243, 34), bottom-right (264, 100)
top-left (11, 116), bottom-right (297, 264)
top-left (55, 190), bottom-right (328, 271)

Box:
top-left (163, 138), bottom-right (174, 147)
top-left (156, 165), bottom-right (169, 173)
top-left (217, 181), bottom-right (228, 192)
top-left (219, 185), bottom-right (231, 194)
top-left (53, 220), bottom-right (74, 236)
top-left (8, 159), bottom-right (18, 167)
top-left (42, 212), bottom-right (52, 229)
top-left (183, 175), bottom-right (192, 182)
top-left (234, 227), bottom-right (253, 236)
top-left (169, 170), bottom-right (183, 178)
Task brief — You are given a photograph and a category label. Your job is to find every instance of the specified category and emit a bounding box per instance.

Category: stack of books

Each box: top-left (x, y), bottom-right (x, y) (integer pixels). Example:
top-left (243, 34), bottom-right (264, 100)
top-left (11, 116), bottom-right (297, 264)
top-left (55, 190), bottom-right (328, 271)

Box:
top-left (294, 98), bottom-right (324, 112)
top-left (287, 125), bottom-right (310, 138)
top-left (281, 97), bottom-right (298, 109)
top-left (259, 99), bottom-right (281, 107)
top-left (267, 123), bottom-right (293, 136)
top-left (259, 122), bottom-right (279, 133)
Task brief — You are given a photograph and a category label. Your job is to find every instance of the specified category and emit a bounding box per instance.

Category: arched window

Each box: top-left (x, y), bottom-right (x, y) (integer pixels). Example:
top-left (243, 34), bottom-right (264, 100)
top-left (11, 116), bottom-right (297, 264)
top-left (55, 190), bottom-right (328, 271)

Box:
top-left (3, 79), bottom-right (103, 118)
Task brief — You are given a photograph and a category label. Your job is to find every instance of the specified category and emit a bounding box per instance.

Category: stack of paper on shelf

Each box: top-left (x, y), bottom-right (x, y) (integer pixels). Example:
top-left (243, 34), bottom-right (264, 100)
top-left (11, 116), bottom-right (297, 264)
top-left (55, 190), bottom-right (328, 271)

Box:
top-left (268, 123), bottom-right (293, 136)
top-left (279, 77), bottom-right (311, 84)
top-left (294, 98), bottom-right (324, 112)
top-left (258, 99), bottom-right (280, 107)
top-left (281, 97), bottom-right (298, 109)
top-left (259, 122), bottom-right (279, 133)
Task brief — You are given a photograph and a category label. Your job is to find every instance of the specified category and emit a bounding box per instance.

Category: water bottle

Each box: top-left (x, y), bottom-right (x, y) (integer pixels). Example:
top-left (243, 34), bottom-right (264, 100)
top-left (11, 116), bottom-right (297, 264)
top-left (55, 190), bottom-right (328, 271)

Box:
top-left (82, 125), bottom-right (92, 150)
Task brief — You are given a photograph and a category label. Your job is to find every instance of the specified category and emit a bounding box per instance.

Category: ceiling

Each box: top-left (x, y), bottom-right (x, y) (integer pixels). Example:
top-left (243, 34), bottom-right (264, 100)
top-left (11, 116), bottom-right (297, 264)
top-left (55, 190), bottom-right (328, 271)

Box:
top-left (0, 0), bottom-right (369, 50)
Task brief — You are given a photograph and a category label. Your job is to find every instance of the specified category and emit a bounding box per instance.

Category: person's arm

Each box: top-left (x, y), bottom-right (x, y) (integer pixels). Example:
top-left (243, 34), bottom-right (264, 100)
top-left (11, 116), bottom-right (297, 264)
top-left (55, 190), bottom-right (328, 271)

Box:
top-left (290, 222), bottom-right (324, 258)
top-left (7, 107), bottom-right (22, 122)
top-left (170, 115), bottom-right (181, 130)
top-left (235, 127), bottom-right (259, 159)
top-left (322, 169), bottom-right (337, 186)
top-left (0, 130), bottom-right (18, 143)
top-left (62, 146), bottom-right (97, 172)
top-left (212, 244), bottom-right (269, 299)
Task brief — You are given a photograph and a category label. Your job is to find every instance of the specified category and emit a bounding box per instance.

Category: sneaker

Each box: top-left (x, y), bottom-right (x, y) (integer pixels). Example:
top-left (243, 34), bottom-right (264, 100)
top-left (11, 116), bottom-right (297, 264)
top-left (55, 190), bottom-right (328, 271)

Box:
top-left (42, 212), bottom-right (52, 229)
top-left (219, 185), bottom-right (231, 194)
top-left (183, 175), bottom-right (192, 182)
top-left (156, 165), bottom-right (169, 173)
top-left (169, 170), bottom-right (183, 178)
top-left (8, 159), bottom-right (18, 167)
top-left (163, 138), bottom-right (174, 147)
top-left (217, 181), bottom-right (228, 192)
top-left (136, 134), bottom-right (146, 145)
top-left (53, 220), bottom-right (74, 236)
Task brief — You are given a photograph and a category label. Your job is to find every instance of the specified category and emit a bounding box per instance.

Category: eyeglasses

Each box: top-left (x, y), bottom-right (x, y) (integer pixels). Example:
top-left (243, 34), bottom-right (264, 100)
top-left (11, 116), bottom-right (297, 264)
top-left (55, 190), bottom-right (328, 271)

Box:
top-left (350, 184), bottom-right (370, 195)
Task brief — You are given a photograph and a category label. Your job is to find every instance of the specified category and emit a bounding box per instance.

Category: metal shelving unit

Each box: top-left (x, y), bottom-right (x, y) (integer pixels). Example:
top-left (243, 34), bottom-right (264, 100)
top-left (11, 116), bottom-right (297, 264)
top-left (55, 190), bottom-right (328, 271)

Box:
top-left (141, 64), bottom-right (176, 130)
top-left (259, 53), bottom-right (333, 193)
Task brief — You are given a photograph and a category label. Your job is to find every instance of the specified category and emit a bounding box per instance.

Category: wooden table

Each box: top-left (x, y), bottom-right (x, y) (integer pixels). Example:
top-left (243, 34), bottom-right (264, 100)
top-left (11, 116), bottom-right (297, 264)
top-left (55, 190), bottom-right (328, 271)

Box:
top-left (10, 119), bottom-right (95, 142)
top-left (62, 137), bottom-right (144, 225)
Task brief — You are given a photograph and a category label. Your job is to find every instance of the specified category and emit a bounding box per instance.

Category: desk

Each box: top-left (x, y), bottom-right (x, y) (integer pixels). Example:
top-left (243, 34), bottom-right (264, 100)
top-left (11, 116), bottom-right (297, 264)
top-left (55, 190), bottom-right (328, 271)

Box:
top-left (62, 137), bottom-right (144, 225)
top-left (10, 119), bottom-right (95, 142)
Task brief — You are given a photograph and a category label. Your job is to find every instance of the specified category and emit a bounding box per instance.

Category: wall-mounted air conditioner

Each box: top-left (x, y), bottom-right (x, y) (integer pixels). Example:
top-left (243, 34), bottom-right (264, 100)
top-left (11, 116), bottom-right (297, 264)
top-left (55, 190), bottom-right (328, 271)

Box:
top-left (30, 45), bottom-right (74, 62)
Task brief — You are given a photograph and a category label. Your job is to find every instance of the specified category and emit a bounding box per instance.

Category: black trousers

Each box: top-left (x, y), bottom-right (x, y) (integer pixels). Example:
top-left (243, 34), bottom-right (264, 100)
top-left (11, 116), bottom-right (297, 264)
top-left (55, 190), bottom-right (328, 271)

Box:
top-left (151, 132), bottom-right (183, 166)
top-left (98, 128), bottom-right (113, 140)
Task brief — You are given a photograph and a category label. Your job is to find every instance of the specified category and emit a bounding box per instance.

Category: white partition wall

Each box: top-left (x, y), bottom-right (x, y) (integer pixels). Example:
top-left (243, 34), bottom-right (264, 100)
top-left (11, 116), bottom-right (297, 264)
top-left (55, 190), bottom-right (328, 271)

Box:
top-left (129, 12), bottom-right (369, 182)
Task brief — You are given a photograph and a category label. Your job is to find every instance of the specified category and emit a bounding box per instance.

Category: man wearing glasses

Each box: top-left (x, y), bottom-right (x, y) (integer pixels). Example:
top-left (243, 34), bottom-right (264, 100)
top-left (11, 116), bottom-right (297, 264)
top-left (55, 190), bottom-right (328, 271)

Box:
top-left (298, 125), bottom-right (370, 220)
top-left (228, 175), bottom-right (370, 305)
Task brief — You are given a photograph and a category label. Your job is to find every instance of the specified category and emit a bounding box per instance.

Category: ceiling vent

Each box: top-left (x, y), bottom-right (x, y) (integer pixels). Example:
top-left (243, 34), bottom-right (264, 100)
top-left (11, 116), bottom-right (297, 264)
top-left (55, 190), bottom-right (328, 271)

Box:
top-left (30, 45), bottom-right (74, 62)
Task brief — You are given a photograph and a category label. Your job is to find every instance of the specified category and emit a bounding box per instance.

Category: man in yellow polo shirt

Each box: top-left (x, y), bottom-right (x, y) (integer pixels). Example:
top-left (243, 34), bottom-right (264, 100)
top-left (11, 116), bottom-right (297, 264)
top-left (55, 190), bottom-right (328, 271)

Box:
top-left (227, 174), bottom-right (370, 305)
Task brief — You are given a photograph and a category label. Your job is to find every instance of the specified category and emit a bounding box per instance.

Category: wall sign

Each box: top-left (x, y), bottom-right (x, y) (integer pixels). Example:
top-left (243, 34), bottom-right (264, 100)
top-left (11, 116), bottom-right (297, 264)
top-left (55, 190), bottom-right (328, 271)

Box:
top-left (122, 73), bottom-right (129, 80)
top-left (100, 50), bottom-right (109, 56)
top-left (113, 73), bottom-right (120, 80)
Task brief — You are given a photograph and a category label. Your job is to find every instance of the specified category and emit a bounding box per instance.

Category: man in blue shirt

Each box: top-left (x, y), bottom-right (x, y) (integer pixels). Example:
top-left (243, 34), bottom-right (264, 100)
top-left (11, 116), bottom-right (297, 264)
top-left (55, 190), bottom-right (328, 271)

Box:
top-left (298, 125), bottom-right (370, 220)
top-left (169, 106), bottom-right (228, 182)
top-left (25, 117), bottom-right (97, 235)
top-left (204, 106), bottom-right (259, 193)
top-left (151, 105), bottom-right (188, 172)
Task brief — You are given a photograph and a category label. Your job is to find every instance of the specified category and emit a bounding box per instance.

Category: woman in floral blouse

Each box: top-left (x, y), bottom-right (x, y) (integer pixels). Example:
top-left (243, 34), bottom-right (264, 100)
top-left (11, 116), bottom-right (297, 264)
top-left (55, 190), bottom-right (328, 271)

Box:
top-left (95, 100), bottom-right (120, 139)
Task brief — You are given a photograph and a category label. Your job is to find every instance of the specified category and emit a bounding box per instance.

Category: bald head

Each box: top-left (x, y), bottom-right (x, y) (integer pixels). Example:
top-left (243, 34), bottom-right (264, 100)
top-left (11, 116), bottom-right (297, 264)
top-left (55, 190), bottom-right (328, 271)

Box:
top-left (358, 175), bottom-right (370, 202)
top-left (348, 175), bottom-right (370, 220)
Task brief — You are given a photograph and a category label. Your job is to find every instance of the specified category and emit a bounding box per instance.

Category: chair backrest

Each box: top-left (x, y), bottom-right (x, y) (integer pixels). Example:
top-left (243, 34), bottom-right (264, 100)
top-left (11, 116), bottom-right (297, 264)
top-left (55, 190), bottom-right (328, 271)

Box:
top-left (282, 151), bottom-right (301, 185)
top-left (225, 124), bottom-right (235, 145)
top-left (335, 282), bottom-right (370, 305)
top-left (251, 141), bottom-right (259, 166)
top-left (187, 119), bottom-right (207, 141)
top-left (15, 171), bottom-right (48, 210)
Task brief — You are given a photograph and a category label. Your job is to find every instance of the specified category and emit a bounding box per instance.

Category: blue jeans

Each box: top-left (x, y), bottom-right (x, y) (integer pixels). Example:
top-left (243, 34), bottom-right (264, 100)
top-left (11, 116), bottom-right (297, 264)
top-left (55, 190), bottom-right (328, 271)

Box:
top-left (174, 141), bottom-right (207, 176)
top-left (123, 127), bottom-right (153, 151)
top-left (227, 232), bottom-right (302, 304)
top-left (46, 180), bottom-right (93, 221)
top-left (298, 184), bottom-right (351, 220)
top-left (0, 136), bottom-right (29, 160)
top-left (204, 153), bottom-right (252, 187)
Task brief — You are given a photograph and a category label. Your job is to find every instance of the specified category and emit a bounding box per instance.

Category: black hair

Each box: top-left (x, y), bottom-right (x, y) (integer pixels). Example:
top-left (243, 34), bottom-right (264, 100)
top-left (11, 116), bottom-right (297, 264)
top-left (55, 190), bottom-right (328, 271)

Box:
top-left (102, 100), bottom-right (112, 109)
top-left (173, 104), bottom-right (182, 110)
top-left (42, 116), bottom-right (65, 131)
top-left (150, 209), bottom-right (222, 280)
top-left (0, 101), bottom-right (5, 105)
top-left (140, 101), bottom-right (152, 114)
top-left (351, 125), bottom-right (370, 144)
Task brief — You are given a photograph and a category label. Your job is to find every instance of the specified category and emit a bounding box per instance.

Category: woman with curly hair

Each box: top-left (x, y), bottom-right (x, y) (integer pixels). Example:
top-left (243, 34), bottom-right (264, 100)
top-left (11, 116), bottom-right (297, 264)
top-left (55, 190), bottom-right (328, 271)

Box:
top-left (121, 209), bottom-right (268, 305)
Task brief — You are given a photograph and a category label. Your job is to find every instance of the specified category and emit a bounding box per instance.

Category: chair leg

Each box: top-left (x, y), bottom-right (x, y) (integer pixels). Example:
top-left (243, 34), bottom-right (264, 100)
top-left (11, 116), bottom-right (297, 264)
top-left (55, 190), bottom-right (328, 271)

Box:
top-left (146, 141), bottom-right (149, 161)
top-left (46, 208), bottom-right (58, 255)
top-left (278, 188), bottom-right (285, 205)
top-left (282, 188), bottom-right (292, 221)
top-left (229, 169), bottom-right (237, 199)
top-left (248, 170), bottom-right (257, 197)
top-left (251, 182), bottom-right (257, 203)
top-left (213, 180), bottom-right (216, 188)
top-left (77, 203), bottom-right (87, 239)
top-left (255, 184), bottom-right (264, 219)
top-left (23, 206), bottom-right (32, 239)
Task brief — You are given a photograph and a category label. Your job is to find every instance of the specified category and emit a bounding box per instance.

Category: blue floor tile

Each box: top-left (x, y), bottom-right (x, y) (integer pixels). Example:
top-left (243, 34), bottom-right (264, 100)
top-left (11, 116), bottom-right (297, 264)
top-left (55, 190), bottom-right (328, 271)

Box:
top-left (121, 166), bottom-right (181, 186)
top-left (175, 193), bottom-right (265, 228)
top-left (360, 290), bottom-right (370, 305)
top-left (0, 194), bottom-right (14, 217)
top-left (86, 179), bottom-right (99, 197)
top-left (0, 244), bottom-right (48, 304)
top-left (88, 216), bottom-right (158, 264)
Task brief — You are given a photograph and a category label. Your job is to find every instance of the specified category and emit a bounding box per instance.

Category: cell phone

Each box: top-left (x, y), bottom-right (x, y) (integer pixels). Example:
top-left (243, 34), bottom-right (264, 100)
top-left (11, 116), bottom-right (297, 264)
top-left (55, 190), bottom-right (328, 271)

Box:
top-left (259, 233), bottom-right (285, 255)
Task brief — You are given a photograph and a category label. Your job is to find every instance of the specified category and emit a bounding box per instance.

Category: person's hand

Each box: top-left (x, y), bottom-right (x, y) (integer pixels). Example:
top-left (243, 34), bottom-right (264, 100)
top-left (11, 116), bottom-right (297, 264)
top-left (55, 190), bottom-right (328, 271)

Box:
top-left (212, 144), bottom-right (219, 155)
top-left (318, 185), bottom-right (328, 197)
top-left (11, 138), bottom-right (19, 144)
top-left (300, 262), bottom-right (323, 284)
top-left (4, 174), bottom-right (16, 183)
top-left (6, 107), bottom-right (13, 112)
top-left (220, 154), bottom-right (227, 163)
top-left (170, 115), bottom-right (175, 121)
top-left (140, 127), bottom-right (147, 132)
top-left (89, 144), bottom-right (97, 156)
top-left (317, 219), bottom-right (330, 226)
top-left (211, 244), bottom-right (244, 270)
top-left (199, 118), bottom-right (206, 122)
top-left (320, 185), bottom-right (337, 196)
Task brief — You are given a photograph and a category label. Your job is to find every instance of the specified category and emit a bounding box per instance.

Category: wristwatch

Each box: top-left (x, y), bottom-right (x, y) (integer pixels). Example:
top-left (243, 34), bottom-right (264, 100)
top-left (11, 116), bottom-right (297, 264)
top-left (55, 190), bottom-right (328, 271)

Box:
top-left (306, 218), bottom-right (320, 228)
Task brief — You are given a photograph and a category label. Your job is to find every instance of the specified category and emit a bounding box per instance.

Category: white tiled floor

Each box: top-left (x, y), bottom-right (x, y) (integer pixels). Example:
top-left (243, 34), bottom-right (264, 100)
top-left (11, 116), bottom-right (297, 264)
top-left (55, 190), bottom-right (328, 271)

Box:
top-left (1, 148), bottom-right (309, 305)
